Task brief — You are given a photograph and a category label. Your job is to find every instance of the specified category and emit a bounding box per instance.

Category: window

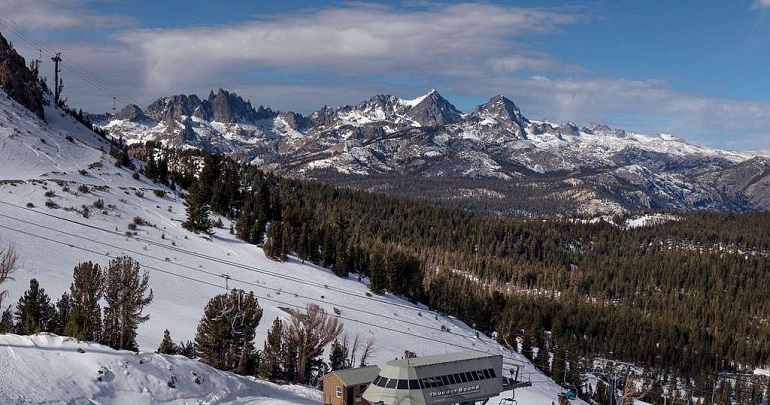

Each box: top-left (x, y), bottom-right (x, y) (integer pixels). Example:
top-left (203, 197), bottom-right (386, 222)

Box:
top-left (459, 373), bottom-right (468, 383)
top-left (448, 374), bottom-right (457, 385)
top-left (409, 379), bottom-right (420, 390)
top-left (336, 386), bottom-right (342, 398)
top-left (440, 375), bottom-right (450, 386)
top-left (386, 378), bottom-right (397, 389)
top-left (489, 368), bottom-right (497, 378)
top-left (482, 369), bottom-right (491, 379)
top-left (465, 372), bottom-right (475, 381)
top-left (397, 380), bottom-right (409, 390)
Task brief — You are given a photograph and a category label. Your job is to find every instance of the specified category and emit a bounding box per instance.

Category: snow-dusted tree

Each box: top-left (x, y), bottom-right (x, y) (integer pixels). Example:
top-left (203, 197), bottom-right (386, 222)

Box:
top-left (0, 242), bottom-right (18, 310)
top-left (157, 329), bottom-right (177, 355)
top-left (258, 317), bottom-right (284, 381)
top-left (0, 306), bottom-right (13, 333)
top-left (14, 278), bottom-right (55, 334)
top-left (195, 289), bottom-right (262, 373)
top-left (65, 261), bottom-right (103, 341)
top-left (101, 256), bottom-right (153, 351)
top-left (284, 303), bottom-right (343, 384)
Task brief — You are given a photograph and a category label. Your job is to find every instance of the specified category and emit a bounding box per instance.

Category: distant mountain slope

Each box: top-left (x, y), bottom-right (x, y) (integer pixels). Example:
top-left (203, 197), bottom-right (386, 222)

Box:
top-left (97, 89), bottom-right (770, 216)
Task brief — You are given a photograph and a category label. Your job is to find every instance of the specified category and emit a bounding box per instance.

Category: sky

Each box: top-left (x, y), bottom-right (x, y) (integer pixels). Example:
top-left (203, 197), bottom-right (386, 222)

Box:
top-left (0, 0), bottom-right (769, 150)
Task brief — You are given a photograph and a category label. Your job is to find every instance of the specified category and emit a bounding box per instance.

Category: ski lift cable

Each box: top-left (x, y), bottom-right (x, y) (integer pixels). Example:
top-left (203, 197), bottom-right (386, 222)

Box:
top-left (0, 13), bottom-right (137, 104)
top-left (0, 199), bottom-right (433, 315)
top-left (0, 203), bottom-right (584, 371)
top-left (0, 14), bottom-right (141, 107)
top-left (0, 221), bottom-right (538, 365)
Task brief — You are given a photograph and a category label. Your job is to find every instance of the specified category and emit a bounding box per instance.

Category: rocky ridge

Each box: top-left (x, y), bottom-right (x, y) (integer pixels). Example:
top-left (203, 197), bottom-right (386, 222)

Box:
top-left (94, 88), bottom-right (770, 216)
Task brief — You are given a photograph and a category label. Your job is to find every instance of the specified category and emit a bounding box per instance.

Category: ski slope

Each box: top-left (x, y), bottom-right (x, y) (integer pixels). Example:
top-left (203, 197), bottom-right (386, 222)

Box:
top-left (0, 94), bottom-right (584, 404)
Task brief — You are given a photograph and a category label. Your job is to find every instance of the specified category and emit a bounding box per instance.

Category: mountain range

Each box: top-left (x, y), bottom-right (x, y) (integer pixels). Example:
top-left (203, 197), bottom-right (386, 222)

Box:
top-left (93, 88), bottom-right (770, 217)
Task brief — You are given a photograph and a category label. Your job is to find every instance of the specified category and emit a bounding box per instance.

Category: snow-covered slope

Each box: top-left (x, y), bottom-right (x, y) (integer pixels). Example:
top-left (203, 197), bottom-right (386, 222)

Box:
top-left (0, 94), bottom-right (582, 403)
top-left (0, 333), bottom-right (321, 404)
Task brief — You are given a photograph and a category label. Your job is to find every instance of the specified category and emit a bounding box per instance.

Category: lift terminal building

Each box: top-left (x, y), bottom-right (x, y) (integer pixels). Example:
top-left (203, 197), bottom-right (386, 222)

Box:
top-left (361, 351), bottom-right (504, 405)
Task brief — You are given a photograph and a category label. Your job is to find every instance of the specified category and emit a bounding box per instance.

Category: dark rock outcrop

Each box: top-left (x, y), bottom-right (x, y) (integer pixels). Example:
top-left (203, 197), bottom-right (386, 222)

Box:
top-left (0, 32), bottom-right (45, 119)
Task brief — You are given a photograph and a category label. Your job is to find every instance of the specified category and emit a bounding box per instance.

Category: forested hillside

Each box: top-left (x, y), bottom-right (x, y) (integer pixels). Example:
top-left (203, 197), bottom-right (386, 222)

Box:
top-left (132, 142), bottom-right (770, 391)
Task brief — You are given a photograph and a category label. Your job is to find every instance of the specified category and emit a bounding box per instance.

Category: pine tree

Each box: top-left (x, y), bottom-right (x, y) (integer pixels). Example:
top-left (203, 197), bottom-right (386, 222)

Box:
top-left (182, 182), bottom-right (213, 234)
top-left (101, 256), bottom-right (153, 351)
top-left (14, 278), bottom-right (55, 334)
top-left (329, 339), bottom-right (350, 371)
top-left (65, 261), bottom-right (103, 341)
top-left (368, 248), bottom-right (386, 294)
top-left (259, 317), bottom-right (284, 381)
top-left (195, 289), bottom-right (262, 373)
top-left (0, 306), bottom-right (13, 333)
top-left (53, 292), bottom-right (71, 336)
top-left (157, 329), bottom-right (177, 354)
top-left (178, 340), bottom-right (196, 359)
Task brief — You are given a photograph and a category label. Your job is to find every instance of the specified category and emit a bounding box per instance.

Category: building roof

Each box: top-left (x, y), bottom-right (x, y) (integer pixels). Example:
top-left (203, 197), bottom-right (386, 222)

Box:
top-left (331, 365), bottom-right (382, 386)
top-left (387, 350), bottom-right (496, 368)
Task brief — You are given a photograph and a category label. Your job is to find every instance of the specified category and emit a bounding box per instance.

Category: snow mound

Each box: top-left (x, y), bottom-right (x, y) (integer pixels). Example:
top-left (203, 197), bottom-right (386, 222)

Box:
top-left (0, 333), bottom-right (321, 404)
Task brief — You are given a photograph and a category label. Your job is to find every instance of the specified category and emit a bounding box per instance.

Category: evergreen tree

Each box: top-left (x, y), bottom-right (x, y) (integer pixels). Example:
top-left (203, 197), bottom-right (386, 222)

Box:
top-left (329, 339), bottom-right (350, 371)
top-left (178, 340), bottom-right (196, 359)
top-left (53, 292), bottom-right (71, 336)
top-left (14, 278), bottom-right (55, 334)
top-left (157, 329), bottom-right (177, 354)
top-left (368, 248), bottom-right (386, 294)
top-left (264, 221), bottom-right (286, 260)
top-left (259, 317), bottom-right (284, 381)
top-left (195, 289), bottom-right (262, 373)
top-left (280, 331), bottom-right (299, 382)
top-left (101, 256), bottom-right (154, 351)
top-left (65, 261), bottom-right (103, 341)
top-left (182, 182), bottom-right (213, 234)
top-left (0, 306), bottom-right (13, 333)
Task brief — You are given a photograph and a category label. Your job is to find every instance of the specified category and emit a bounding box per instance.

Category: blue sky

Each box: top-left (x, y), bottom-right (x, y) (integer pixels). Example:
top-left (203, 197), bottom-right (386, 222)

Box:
top-left (1, 0), bottom-right (769, 149)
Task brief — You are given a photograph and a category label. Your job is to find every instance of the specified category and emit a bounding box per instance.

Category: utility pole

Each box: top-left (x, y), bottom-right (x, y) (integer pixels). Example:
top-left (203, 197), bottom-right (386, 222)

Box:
top-left (51, 52), bottom-right (61, 107)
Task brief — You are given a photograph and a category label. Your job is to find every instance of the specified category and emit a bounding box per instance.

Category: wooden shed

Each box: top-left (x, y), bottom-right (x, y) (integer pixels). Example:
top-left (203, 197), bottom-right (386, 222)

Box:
top-left (322, 365), bottom-right (381, 405)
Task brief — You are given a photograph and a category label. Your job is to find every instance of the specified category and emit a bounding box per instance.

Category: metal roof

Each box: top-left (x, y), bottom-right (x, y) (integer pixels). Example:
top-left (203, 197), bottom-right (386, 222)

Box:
top-left (387, 350), bottom-right (495, 368)
top-left (331, 365), bottom-right (382, 386)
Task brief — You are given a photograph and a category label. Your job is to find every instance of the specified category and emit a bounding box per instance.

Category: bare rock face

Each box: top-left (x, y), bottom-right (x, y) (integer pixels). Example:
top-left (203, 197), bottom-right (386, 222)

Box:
top-left (0, 32), bottom-right (44, 119)
top-left (115, 104), bottom-right (152, 123)
top-left (404, 89), bottom-right (462, 126)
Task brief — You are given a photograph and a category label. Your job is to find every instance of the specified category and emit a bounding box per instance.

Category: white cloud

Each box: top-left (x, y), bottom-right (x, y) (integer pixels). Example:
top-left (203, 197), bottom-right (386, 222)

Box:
top-left (463, 76), bottom-right (770, 150)
top-left (0, 0), bottom-right (133, 31)
top-left (116, 3), bottom-right (577, 93)
top-left (752, 0), bottom-right (770, 9)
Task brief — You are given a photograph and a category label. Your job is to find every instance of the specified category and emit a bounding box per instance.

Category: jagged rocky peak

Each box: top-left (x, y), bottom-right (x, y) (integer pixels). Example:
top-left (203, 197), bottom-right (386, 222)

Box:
top-left (114, 104), bottom-right (151, 122)
top-left (583, 122), bottom-right (627, 138)
top-left (278, 111), bottom-right (311, 131)
top-left (473, 95), bottom-right (528, 127)
top-left (207, 88), bottom-right (274, 123)
top-left (142, 89), bottom-right (277, 125)
top-left (0, 32), bottom-right (45, 119)
top-left (404, 89), bottom-right (462, 126)
top-left (145, 94), bottom-right (206, 124)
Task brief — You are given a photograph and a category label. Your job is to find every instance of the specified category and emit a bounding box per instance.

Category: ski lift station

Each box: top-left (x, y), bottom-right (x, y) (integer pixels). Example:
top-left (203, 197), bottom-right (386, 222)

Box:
top-left (332, 350), bottom-right (504, 405)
